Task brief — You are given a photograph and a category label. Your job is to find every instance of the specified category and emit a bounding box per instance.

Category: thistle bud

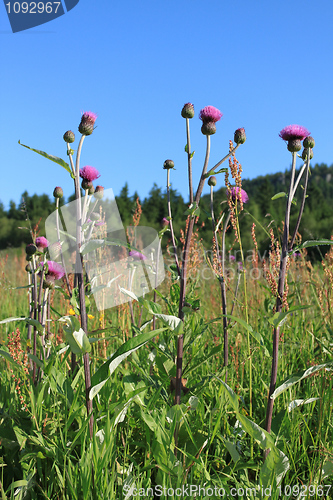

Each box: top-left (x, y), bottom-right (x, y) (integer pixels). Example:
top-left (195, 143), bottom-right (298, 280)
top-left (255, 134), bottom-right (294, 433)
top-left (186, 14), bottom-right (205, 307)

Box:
top-left (26, 243), bottom-right (37, 256)
top-left (301, 148), bottom-right (313, 160)
top-left (208, 176), bottom-right (217, 187)
top-left (303, 136), bottom-right (315, 149)
top-left (94, 185), bottom-right (104, 200)
top-left (234, 127), bottom-right (246, 145)
top-left (161, 217), bottom-right (170, 227)
top-left (25, 264), bottom-right (32, 273)
top-left (181, 103), bottom-right (195, 119)
top-left (78, 111), bottom-right (97, 136)
top-left (53, 186), bottom-right (63, 199)
top-left (163, 159), bottom-right (175, 170)
top-left (63, 130), bottom-right (75, 143)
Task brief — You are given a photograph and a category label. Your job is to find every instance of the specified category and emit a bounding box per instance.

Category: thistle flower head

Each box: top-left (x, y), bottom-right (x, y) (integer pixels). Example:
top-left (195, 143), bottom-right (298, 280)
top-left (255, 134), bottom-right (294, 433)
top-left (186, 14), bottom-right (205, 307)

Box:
top-left (199, 106), bottom-right (222, 124)
top-left (129, 250), bottom-right (147, 261)
top-left (78, 111), bottom-right (97, 136)
top-left (45, 261), bottom-right (65, 280)
top-left (230, 187), bottom-right (249, 204)
top-left (279, 124), bottom-right (310, 141)
top-left (79, 166), bottom-right (100, 182)
top-left (181, 103), bottom-right (195, 119)
top-left (35, 236), bottom-right (49, 251)
top-left (161, 217), bottom-right (169, 227)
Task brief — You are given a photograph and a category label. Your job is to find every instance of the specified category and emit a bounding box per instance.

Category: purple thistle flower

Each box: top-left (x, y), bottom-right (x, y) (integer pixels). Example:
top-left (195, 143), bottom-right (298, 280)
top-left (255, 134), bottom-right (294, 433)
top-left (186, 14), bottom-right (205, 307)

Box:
top-left (45, 261), bottom-right (65, 280)
top-left (229, 255), bottom-right (236, 262)
top-left (230, 187), bottom-right (249, 204)
top-left (129, 250), bottom-right (147, 261)
top-left (79, 166), bottom-right (100, 182)
top-left (279, 125), bottom-right (310, 141)
top-left (199, 106), bottom-right (223, 124)
top-left (35, 236), bottom-right (49, 251)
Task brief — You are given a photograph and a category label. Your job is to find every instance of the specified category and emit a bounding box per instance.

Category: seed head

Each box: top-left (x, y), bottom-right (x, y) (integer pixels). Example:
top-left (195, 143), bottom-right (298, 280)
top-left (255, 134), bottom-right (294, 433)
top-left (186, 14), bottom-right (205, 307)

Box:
top-left (78, 111), bottom-right (97, 136)
top-left (63, 130), bottom-right (75, 143)
top-left (181, 103), bottom-right (195, 119)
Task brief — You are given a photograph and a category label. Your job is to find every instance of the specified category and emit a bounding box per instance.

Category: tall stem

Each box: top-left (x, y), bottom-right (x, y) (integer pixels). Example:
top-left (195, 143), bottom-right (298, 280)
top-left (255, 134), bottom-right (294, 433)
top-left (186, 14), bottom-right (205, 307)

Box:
top-left (186, 118), bottom-right (193, 206)
top-left (265, 152), bottom-right (297, 445)
top-left (167, 169), bottom-right (181, 277)
top-left (175, 135), bottom-right (211, 406)
top-left (55, 198), bottom-right (72, 297)
top-left (75, 134), bottom-right (93, 439)
top-left (221, 211), bottom-right (231, 379)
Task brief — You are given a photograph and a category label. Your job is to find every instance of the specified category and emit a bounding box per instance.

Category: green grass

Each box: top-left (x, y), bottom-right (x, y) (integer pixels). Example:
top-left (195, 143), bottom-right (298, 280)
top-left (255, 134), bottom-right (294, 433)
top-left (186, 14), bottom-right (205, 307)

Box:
top-left (1, 248), bottom-right (333, 499)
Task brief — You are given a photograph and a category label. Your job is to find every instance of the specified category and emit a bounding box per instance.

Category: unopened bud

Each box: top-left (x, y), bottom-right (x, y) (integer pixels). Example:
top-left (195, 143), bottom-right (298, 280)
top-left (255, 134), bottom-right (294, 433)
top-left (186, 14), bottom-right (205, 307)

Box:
top-left (287, 139), bottom-right (302, 152)
top-left (303, 136), bottom-right (315, 149)
top-left (181, 103), bottom-right (195, 119)
top-left (53, 186), bottom-right (63, 199)
top-left (301, 148), bottom-right (313, 160)
top-left (208, 176), bottom-right (217, 186)
top-left (163, 159), bottom-right (175, 170)
top-left (63, 130), bottom-right (75, 143)
top-left (81, 179), bottom-right (93, 191)
top-left (26, 243), bottom-right (37, 256)
top-left (94, 185), bottom-right (104, 199)
top-left (234, 127), bottom-right (246, 145)
top-left (201, 122), bottom-right (216, 135)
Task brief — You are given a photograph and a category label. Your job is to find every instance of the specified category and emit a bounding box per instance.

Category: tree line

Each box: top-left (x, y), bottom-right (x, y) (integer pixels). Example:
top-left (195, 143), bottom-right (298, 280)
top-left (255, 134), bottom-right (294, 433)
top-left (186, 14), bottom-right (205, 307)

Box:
top-left (1, 162), bottom-right (333, 260)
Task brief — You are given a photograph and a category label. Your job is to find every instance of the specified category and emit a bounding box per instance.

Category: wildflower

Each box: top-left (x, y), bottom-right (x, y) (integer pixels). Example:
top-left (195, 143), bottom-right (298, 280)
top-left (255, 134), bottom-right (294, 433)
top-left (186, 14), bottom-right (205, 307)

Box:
top-left (129, 250), bottom-right (147, 261)
top-left (199, 105), bottom-right (222, 136)
top-left (230, 187), bottom-right (249, 204)
top-left (78, 111), bottom-right (97, 136)
top-left (68, 308), bottom-right (76, 316)
top-left (88, 314), bottom-right (94, 320)
top-left (229, 255), bottom-right (236, 262)
top-left (199, 106), bottom-right (222, 124)
top-left (208, 176), bottom-right (217, 186)
top-left (53, 186), bottom-right (64, 198)
top-left (234, 128), bottom-right (246, 145)
top-left (279, 125), bottom-right (310, 152)
top-left (163, 159), bottom-right (175, 170)
top-left (181, 103), bottom-right (195, 119)
top-left (94, 185), bottom-right (104, 199)
top-left (42, 261), bottom-right (65, 288)
top-left (35, 236), bottom-right (49, 251)
top-left (79, 166), bottom-right (100, 182)
top-left (63, 130), bottom-right (75, 143)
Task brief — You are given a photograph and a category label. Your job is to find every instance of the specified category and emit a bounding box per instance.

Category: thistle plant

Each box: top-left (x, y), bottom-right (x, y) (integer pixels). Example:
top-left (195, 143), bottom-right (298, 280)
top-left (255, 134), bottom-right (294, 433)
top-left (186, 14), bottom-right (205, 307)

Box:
top-left (264, 125), bottom-right (314, 451)
top-left (174, 104), bottom-right (245, 405)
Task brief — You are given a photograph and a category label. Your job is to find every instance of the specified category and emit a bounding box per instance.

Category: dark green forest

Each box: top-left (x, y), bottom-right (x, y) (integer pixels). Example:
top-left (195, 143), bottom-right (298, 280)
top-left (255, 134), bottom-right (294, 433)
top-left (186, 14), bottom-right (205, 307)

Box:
top-left (1, 162), bottom-right (333, 260)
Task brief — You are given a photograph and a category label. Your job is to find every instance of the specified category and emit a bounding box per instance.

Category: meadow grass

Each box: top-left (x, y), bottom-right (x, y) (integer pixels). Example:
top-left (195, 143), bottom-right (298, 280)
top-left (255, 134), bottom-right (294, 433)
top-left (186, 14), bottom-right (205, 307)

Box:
top-left (1, 243), bottom-right (333, 499)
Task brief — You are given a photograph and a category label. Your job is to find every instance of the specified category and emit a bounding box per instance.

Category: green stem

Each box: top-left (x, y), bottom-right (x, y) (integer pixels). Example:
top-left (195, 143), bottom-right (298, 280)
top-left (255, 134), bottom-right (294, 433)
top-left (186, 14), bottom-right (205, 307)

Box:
top-left (186, 118), bottom-right (193, 206)
top-left (167, 168), bottom-right (181, 277)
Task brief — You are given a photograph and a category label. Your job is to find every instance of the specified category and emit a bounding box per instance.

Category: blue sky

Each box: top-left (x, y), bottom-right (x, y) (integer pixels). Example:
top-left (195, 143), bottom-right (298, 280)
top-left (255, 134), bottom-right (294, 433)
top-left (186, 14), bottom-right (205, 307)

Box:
top-left (1, 0), bottom-right (332, 210)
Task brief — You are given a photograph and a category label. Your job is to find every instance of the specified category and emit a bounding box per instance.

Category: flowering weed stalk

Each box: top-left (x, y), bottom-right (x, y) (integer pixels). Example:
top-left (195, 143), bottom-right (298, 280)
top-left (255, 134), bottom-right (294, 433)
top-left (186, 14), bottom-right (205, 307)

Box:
top-left (264, 125), bottom-right (314, 451)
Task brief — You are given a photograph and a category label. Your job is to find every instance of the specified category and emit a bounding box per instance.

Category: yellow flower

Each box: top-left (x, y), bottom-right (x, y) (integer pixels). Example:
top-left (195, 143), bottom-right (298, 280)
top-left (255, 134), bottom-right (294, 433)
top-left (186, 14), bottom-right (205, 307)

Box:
top-left (68, 308), bottom-right (76, 316)
top-left (88, 314), bottom-right (94, 320)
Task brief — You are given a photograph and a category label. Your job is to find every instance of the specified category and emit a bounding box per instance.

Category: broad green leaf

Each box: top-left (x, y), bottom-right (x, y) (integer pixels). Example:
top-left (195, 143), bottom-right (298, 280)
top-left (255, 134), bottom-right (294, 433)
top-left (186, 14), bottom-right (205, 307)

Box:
top-left (271, 361), bottom-right (333, 400)
top-left (260, 446), bottom-right (290, 488)
top-left (119, 287), bottom-right (138, 302)
top-left (322, 460), bottom-right (333, 479)
top-left (288, 398), bottom-right (319, 412)
top-left (224, 315), bottom-right (270, 357)
top-left (269, 305), bottom-right (312, 328)
top-left (18, 141), bottom-right (73, 177)
top-left (152, 313), bottom-right (183, 334)
top-left (0, 350), bottom-right (25, 371)
top-left (28, 354), bottom-right (44, 368)
top-left (184, 344), bottom-right (223, 375)
top-left (90, 328), bottom-right (167, 399)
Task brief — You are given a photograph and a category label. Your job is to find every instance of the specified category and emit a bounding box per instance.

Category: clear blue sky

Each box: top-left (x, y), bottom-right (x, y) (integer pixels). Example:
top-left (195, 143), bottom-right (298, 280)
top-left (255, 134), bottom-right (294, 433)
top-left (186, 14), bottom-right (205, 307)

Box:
top-left (1, 0), bottom-right (332, 210)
